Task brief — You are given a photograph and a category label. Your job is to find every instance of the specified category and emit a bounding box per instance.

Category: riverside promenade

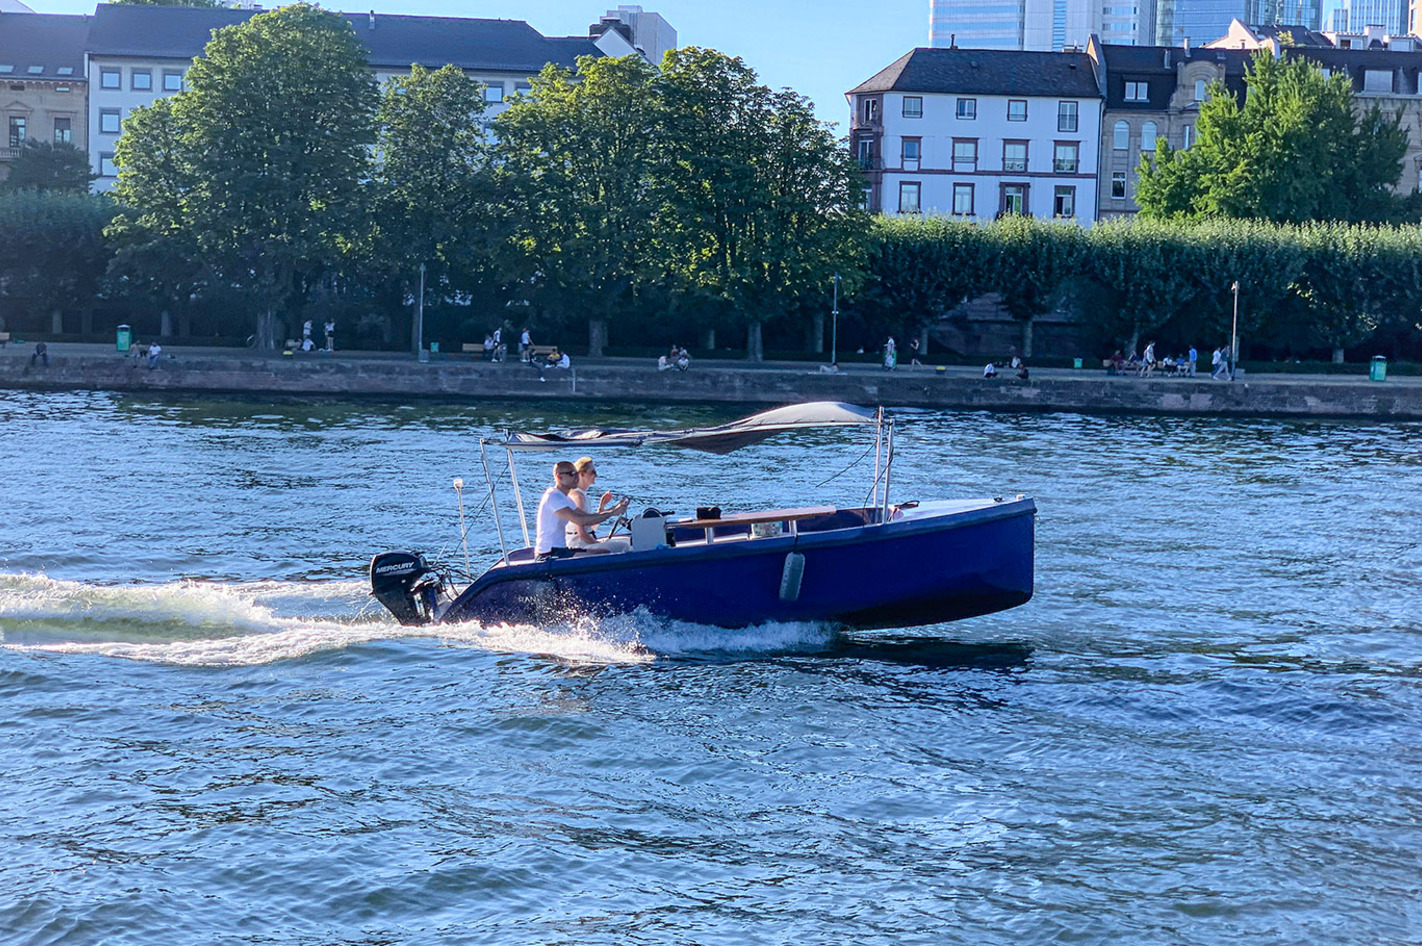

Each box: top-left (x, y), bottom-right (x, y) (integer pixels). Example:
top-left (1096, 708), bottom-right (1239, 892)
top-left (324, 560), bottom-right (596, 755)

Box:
top-left (3, 342), bottom-right (1419, 420)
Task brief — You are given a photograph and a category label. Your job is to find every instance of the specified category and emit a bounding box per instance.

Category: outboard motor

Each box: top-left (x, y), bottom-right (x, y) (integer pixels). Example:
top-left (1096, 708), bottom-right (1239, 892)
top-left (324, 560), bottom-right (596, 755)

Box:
top-left (369, 551), bottom-right (444, 625)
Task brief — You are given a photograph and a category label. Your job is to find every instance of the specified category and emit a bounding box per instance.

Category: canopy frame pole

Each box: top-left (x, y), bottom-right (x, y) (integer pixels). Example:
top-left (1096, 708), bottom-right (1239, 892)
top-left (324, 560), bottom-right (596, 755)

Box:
top-left (881, 418), bottom-right (895, 523)
top-left (872, 406), bottom-right (884, 512)
top-left (505, 446), bottom-right (530, 547)
top-left (479, 440), bottom-right (511, 565)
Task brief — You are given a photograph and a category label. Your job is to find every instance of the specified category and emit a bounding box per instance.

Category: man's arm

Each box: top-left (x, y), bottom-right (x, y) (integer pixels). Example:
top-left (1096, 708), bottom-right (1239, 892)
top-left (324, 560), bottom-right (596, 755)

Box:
top-left (555, 498), bottom-right (628, 527)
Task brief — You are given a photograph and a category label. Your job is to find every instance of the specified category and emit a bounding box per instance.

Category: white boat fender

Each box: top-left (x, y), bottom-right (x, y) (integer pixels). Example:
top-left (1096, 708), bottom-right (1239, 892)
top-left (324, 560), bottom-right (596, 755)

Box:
top-left (779, 552), bottom-right (806, 602)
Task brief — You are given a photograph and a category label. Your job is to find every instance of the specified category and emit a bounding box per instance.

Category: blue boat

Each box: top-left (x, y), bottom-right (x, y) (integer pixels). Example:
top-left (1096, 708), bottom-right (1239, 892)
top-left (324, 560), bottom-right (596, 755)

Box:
top-left (370, 403), bottom-right (1035, 630)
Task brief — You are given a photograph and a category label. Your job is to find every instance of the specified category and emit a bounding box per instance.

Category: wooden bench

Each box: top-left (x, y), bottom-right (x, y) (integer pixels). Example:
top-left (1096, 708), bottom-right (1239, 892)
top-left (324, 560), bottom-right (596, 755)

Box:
top-left (461, 343), bottom-right (482, 353)
top-left (527, 344), bottom-right (558, 360)
top-left (0, 332), bottom-right (10, 347)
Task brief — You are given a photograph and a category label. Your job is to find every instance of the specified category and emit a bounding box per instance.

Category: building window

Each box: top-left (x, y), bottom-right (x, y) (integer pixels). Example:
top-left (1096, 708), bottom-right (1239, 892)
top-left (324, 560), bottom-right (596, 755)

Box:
top-left (901, 137), bottom-right (921, 171)
top-left (163, 69), bottom-right (184, 92)
top-left (100, 152), bottom-right (117, 177)
top-left (899, 181), bottom-right (921, 214)
top-left (1003, 140), bottom-right (1027, 172)
top-left (952, 138), bottom-right (977, 170)
top-left (902, 96), bottom-right (923, 118)
top-left (1058, 100), bottom-right (1078, 132)
top-left (1364, 69), bottom-right (1392, 92)
top-left (861, 97), bottom-right (879, 122)
top-left (1141, 121), bottom-right (1157, 152)
top-left (1053, 142), bottom-right (1079, 173)
top-left (1111, 171), bottom-right (1126, 199)
top-left (953, 183), bottom-right (974, 215)
top-left (7, 116), bottom-right (24, 149)
top-left (1001, 183), bottom-right (1026, 215)
top-left (956, 97), bottom-right (976, 120)
top-left (100, 108), bottom-right (121, 134)
top-left (1125, 81), bottom-right (1148, 102)
top-left (53, 116), bottom-right (71, 144)
top-left (1007, 99), bottom-right (1027, 121)
top-left (484, 83), bottom-right (504, 103)
top-left (856, 137), bottom-right (873, 169)
top-left (1194, 78), bottom-right (1207, 101)
top-left (1053, 185), bottom-right (1076, 218)
top-left (515, 81), bottom-right (532, 93)
top-left (1113, 120), bottom-right (1129, 150)
top-left (860, 186), bottom-right (873, 210)
top-left (1182, 125), bottom-right (1193, 149)
top-left (100, 67), bottom-right (120, 90)
top-left (131, 69), bottom-right (152, 91)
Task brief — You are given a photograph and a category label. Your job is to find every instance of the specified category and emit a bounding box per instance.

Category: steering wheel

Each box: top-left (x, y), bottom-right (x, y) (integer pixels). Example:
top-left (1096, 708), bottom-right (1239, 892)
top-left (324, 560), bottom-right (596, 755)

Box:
top-left (606, 515), bottom-right (633, 539)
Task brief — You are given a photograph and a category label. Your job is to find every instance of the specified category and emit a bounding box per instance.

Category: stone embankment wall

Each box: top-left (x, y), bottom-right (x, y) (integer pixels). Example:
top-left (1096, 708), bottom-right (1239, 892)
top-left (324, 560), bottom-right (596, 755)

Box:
top-left (2, 352), bottom-right (1418, 420)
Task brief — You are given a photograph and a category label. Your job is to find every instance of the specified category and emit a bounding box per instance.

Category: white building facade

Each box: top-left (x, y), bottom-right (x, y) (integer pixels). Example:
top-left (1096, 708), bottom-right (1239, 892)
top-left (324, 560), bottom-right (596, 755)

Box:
top-left (849, 47), bottom-right (1103, 223)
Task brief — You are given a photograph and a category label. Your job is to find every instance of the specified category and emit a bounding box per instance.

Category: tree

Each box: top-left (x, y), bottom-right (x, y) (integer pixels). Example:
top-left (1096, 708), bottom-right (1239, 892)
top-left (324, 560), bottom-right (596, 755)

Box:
top-left (1293, 223), bottom-right (1406, 363)
top-left (495, 55), bottom-right (662, 356)
top-left (861, 216), bottom-right (987, 353)
top-left (3, 141), bottom-right (97, 193)
top-left (373, 64), bottom-right (494, 352)
top-left (656, 47), bottom-right (866, 360)
top-left (0, 190), bottom-right (115, 333)
top-left (1137, 53), bottom-right (1408, 223)
top-left (986, 215), bottom-right (1085, 357)
top-left (1084, 219), bottom-right (1207, 354)
top-left (108, 97), bottom-right (208, 336)
top-left (115, 3), bottom-right (378, 349)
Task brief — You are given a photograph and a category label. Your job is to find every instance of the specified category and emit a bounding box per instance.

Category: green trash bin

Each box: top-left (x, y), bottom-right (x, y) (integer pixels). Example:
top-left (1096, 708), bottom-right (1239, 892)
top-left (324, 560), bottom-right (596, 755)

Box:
top-left (429, 341), bottom-right (439, 355)
top-left (1369, 356), bottom-right (1387, 381)
top-left (116, 324), bottom-right (132, 353)
top-left (1073, 357), bottom-right (1083, 369)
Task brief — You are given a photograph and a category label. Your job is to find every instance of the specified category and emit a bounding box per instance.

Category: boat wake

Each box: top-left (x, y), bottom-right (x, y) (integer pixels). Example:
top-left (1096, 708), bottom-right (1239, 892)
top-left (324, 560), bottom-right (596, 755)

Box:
top-left (0, 572), bottom-right (838, 667)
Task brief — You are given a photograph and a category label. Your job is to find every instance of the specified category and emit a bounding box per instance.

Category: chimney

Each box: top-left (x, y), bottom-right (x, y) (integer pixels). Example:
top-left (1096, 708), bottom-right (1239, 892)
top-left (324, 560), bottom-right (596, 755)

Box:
top-left (1183, 35), bottom-right (1190, 54)
top-left (368, 10), bottom-right (376, 29)
top-left (951, 33), bottom-right (957, 48)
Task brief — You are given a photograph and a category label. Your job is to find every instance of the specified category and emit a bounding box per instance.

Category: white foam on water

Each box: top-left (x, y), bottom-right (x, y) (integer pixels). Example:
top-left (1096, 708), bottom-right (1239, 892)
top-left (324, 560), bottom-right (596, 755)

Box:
top-left (0, 572), bottom-right (836, 668)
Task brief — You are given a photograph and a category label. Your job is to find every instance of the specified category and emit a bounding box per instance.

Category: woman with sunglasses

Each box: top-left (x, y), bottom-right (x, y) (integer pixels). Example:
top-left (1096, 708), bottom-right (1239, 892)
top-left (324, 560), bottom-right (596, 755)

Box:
top-left (566, 456), bottom-right (618, 550)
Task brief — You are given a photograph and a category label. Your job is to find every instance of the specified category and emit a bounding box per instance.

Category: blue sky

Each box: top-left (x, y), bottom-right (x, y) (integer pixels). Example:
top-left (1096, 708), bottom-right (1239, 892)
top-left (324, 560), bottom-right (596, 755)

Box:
top-left (33, 1), bottom-right (929, 129)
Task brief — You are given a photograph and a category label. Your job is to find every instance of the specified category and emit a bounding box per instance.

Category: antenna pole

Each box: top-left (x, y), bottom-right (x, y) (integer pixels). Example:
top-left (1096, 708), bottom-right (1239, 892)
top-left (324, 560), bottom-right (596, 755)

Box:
top-left (872, 406), bottom-right (884, 511)
top-left (452, 478), bottom-right (473, 579)
top-left (881, 419), bottom-right (895, 523)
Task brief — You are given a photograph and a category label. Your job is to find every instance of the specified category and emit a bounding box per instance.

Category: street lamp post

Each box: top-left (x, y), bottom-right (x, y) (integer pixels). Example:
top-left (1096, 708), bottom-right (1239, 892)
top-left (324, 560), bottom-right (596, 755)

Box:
top-left (415, 262), bottom-right (426, 358)
top-left (830, 272), bottom-right (841, 368)
top-left (1229, 279), bottom-right (1240, 382)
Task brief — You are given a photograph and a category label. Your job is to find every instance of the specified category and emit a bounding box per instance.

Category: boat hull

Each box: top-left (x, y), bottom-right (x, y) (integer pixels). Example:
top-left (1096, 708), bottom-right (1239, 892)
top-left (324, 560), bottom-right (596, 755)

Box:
top-left (436, 498), bottom-right (1034, 630)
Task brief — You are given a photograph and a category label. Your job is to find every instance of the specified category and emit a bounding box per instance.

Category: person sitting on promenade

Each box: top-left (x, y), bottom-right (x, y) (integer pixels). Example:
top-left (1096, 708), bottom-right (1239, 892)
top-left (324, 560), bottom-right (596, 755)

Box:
top-left (30, 342), bottom-right (48, 367)
top-left (1187, 345), bottom-right (1198, 377)
top-left (675, 346), bottom-right (691, 371)
top-left (1016, 363), bottom-right (1029, 380)
top-left (536, 460), bottom-right (629, 559)
top-left (1108, 350), bottom-right (1126, 375)
top-left (147, 342), bottom-right (163, 370)
top-left (983, 362), bottom-right (998, 379)
top-left (550, 348), bottom-right (570, 370)
top-left (482, 333), bottom-right (496, 361)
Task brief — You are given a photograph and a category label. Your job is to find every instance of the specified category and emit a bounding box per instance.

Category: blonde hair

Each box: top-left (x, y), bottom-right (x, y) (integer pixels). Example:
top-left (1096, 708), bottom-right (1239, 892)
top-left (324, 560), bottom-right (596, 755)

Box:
top-left (575, 456), bottom-right (596, 472)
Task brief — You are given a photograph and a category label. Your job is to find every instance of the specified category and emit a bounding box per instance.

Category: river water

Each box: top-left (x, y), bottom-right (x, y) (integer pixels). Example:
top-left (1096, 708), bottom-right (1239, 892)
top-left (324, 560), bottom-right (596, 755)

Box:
top-left (1, 391), bottom-right (1419, 945)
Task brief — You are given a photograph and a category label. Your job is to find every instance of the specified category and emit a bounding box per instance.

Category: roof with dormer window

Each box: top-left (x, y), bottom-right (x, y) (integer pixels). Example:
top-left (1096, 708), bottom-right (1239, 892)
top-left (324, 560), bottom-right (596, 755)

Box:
top-left (0, 12), bottom-right (90, 80)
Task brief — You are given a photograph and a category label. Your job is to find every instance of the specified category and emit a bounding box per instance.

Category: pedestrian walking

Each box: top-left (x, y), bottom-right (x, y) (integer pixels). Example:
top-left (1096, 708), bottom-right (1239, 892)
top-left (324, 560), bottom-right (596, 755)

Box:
top-left (324, 319), bottom-right (335, 351)
top-left (1187, 345), bottom-right (1198, 377)
top-left (1211, 346), bottom-right (1227, 380)
top-left (883, 336), bottom-right (897, 370)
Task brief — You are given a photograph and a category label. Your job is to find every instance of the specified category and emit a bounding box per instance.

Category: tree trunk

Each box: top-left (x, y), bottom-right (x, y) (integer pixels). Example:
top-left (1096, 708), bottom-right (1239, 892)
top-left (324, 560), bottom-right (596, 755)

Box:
top-left (51, 309), bottom-right (63, 334)
top-left (1022, 317), bottom-right (1035, 359)
top-left (588, 318), bottom-right (607, 358)
top-left (178, 309), bottom-right (192, 337)
top-left (918, 327), bottom-right (929, 356)
top-left (1332, 346), bottom-right (1345, 364)
top-left (1127, 326), bottom-right (1140, 359)
top-left (746, 321), bottom-right (763, 362)
top-left (160, 309), bottom-right (173, 338)
top-left (811, 312), bottom-right (824, 354)
top-left (702, 327), bottom-right (715, 351)
top-left (257, 309), bottom-right (278, 350)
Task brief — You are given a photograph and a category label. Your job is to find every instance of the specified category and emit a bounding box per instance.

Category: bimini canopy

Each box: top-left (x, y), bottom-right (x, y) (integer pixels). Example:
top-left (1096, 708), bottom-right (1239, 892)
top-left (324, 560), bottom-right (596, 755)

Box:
top-left (504, 401), bottom-right (877, 455)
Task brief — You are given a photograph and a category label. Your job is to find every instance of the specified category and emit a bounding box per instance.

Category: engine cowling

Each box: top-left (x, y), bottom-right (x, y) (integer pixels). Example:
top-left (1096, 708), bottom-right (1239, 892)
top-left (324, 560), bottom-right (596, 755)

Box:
top-left (369, 551), bottom-right (442, 625)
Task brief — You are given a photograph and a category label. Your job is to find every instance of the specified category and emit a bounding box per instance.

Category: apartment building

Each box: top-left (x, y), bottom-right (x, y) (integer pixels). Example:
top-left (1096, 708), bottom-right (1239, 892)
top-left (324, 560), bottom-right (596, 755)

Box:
top-left (0, 12), bottom-right (89, 182)
top-left (1091, 38), bottom-right (1251, 217)
top-left (84, 3), bottom-right (670, 190)
top-left (848, 46), bottom-right (1104, 222)
top-left (929, 0), bottom-right (1154, 51)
